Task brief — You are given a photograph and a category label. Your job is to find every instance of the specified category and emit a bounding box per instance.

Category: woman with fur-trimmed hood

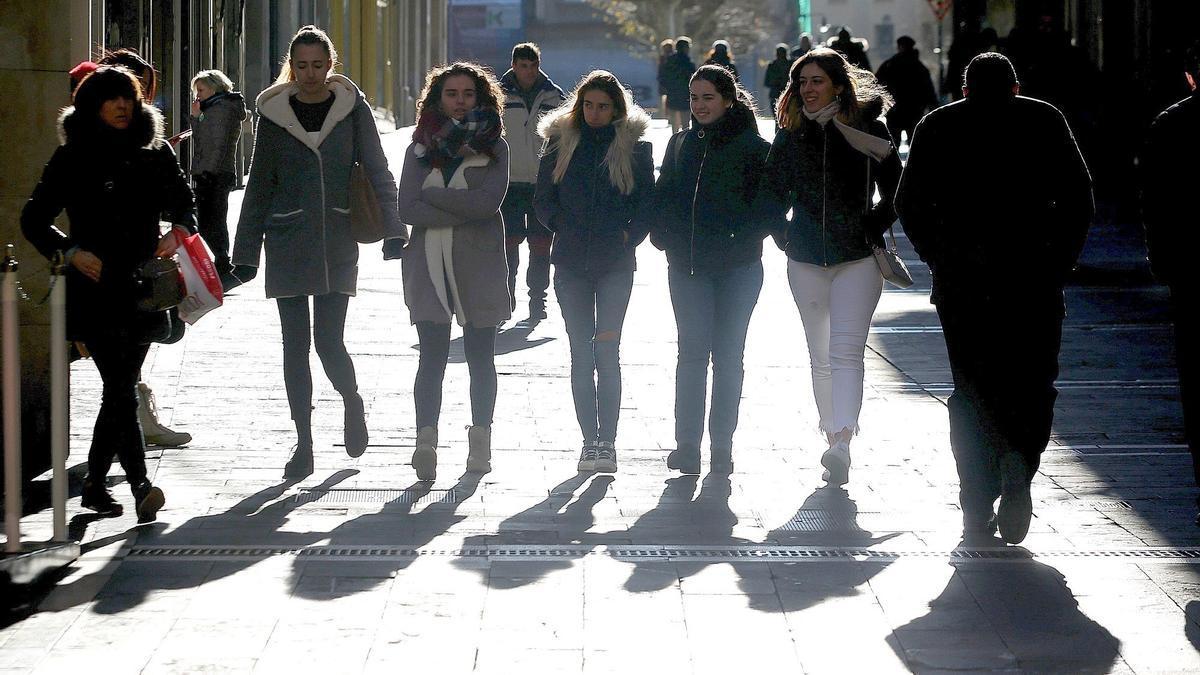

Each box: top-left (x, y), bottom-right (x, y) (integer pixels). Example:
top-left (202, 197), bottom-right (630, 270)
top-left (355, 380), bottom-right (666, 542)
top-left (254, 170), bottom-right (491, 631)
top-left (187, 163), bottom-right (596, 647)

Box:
top-left (22, 65), bottom-right (196, 523)
top-left (533, 69), bottom-right (655, 474)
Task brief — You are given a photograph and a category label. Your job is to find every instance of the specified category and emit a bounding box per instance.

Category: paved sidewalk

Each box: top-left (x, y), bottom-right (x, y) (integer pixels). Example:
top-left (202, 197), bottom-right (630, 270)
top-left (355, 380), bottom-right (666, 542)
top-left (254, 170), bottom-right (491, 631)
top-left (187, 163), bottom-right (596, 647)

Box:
top-left (3, 121), bottom-right (1199, 673)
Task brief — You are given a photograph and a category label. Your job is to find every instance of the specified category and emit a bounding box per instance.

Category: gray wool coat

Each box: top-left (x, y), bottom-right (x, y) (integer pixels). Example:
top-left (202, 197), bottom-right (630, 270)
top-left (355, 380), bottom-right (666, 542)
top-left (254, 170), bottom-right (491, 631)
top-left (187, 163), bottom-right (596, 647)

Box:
top-left (399, 139), bottom-right (511, 327)
top-left (232, 75), bottom-right (404, 298)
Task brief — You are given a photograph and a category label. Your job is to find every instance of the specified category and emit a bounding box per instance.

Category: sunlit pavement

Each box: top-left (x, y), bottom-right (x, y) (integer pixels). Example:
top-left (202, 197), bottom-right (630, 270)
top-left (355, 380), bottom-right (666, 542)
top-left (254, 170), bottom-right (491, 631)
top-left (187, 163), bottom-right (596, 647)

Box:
top-left (4, 120), bottom-right (1198, 673)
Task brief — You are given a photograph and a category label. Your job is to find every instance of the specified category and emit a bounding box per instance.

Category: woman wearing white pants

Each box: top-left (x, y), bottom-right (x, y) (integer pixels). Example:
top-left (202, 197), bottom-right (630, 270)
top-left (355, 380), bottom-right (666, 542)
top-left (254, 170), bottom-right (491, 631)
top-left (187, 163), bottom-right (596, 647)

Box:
top-left (761, 48), bottom-right (902, 485)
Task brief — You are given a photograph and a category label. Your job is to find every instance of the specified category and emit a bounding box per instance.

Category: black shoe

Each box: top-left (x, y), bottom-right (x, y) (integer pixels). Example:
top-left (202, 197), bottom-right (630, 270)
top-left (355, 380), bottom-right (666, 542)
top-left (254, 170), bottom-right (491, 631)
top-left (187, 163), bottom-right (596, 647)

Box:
top-left (219, 270), bottom-right (243, 293)
top-left (131, 481), bottom-right (165, 524)
top-left (961, 513), bottom-right (999, 546)
top-left (344, 394), bottom-right (368, 458)
top-left (997, 453), bottom-right (1033, 544)
top-left (528, 301), bottom-right (547, 321)
top-left (667, 445), bottom-right (701, 475)
top-left (81, 478), bottom-right (124, 517)
top-left (284, 443), bottom-right (314, 479)
top-left (710, 446), bottom-right (734, 474)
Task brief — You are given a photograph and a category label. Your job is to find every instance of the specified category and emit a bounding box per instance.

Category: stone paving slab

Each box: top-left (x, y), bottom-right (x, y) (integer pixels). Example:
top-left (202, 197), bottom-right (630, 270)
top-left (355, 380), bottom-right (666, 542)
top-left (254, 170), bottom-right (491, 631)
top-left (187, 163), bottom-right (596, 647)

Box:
top-left (4, 120), bottom-right (1200, 673)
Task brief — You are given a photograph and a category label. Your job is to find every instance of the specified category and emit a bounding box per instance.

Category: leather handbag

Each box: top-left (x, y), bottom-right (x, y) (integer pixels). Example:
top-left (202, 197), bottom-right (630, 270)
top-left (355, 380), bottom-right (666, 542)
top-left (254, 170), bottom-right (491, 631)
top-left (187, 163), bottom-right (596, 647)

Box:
top-left (349, 110), bottom-right (386, 244)
top-left (872, 227), bottom-right (914, 289)
top-left (133, 257), bottom-right (186, 312)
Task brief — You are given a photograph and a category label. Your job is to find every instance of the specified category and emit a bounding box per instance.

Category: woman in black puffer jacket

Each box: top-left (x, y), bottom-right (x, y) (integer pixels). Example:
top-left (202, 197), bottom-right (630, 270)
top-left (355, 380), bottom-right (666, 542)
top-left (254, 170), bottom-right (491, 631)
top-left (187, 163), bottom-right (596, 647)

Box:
top-left (652, 64), bottom-right (770, 475)
top-left (760, 48), bottom-right (902, 488)
top-left (22, 66), bottom-right (197, 523)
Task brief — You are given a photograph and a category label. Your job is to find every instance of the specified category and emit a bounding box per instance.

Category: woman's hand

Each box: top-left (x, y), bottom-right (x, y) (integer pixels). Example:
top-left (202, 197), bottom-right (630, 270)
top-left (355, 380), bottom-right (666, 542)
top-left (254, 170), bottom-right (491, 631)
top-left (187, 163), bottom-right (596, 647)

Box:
top-left (71, 251), bottom-right (102, 282)
top-left (155, 227), bottom-right (185, 258)
top-left (190, 99), bottom-right (201, 117)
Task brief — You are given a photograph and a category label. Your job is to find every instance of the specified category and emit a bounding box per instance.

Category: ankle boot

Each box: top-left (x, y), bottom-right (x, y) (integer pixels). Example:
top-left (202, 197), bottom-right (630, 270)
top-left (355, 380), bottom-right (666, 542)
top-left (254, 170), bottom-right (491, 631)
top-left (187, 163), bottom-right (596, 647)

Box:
top-left (344, 393), bottom-right (368, 458)
top-left (138, 382), bottom-right (192, 447)
top-left (283, 434), bottom-right (314, 479)
top-left (81, 477), bottom-right (123, 516)
top-left (413, 426), bottom-right (438, 481)
top-left (710, 445), bottom-right (734, 474)
top-left (466, 425), bottom-right (492, 474)
top-left (131, 480), bottom-right (165, 524)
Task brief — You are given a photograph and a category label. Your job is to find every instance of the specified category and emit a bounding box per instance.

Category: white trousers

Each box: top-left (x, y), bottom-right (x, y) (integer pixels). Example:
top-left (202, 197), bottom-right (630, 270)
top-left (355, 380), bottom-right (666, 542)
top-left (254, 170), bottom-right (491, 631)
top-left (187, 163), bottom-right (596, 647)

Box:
top-left (787, 256), bottom-right (883, 436)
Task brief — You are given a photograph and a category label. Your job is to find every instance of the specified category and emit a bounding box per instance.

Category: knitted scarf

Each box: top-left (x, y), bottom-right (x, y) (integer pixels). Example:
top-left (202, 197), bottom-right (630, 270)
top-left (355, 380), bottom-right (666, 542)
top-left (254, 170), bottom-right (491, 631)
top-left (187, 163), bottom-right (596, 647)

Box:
top-left (802, 101), bottom-right (893, 162)
top-left (412, 106), bottom-right (501, 168)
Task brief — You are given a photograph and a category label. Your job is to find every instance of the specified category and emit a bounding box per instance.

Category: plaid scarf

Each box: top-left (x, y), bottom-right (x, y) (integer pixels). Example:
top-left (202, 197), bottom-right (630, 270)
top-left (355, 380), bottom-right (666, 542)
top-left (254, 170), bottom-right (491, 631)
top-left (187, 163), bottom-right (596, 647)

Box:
top-left (412, 106), bottom-right (501, 168)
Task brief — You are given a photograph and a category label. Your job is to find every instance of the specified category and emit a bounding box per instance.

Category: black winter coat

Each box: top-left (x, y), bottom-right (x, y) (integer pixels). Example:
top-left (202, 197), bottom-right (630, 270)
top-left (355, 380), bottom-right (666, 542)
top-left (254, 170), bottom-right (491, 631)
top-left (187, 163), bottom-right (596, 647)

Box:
top-left (652, 108), bottom-right (770, 273)
top-left (760, 114), bottom-right (902, 267)
top-left (534, 121), bottom-right (655, 276)
top-left (895, 96), bottom-right (1093, 305)
top-left (1141, 91), bottom-right (1199, 288)
top-left (22, 105), bottom-right (196, 341)
top-left (661, 52), bottom-right (697, 111)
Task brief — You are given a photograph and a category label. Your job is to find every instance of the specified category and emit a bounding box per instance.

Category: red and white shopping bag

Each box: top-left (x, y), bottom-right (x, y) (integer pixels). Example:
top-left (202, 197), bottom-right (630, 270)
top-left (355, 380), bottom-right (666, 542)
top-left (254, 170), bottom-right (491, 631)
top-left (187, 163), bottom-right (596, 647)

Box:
top-left (175, 233), bottom-right (224, 324)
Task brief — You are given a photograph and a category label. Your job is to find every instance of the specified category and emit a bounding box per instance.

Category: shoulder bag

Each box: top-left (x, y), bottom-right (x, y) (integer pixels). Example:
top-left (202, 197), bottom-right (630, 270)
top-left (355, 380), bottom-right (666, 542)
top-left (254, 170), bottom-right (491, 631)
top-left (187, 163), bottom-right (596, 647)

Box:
top-left (349, 105), bottom-right (386, 244)
top-left (863, 156), bottom-right (913, 289)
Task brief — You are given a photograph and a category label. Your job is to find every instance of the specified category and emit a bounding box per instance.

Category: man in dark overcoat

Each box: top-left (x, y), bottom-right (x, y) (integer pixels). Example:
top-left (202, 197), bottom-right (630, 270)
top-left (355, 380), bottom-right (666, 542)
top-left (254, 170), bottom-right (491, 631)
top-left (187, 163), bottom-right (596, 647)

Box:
top-left (896, 53), bottom-right (1093, 544)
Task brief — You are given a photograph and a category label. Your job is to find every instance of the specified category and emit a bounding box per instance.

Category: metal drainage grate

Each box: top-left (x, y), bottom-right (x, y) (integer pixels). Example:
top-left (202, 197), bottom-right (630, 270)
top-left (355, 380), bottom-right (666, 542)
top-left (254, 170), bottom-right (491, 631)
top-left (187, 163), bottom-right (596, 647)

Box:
top-left (779, 510), bottom-right (873, 532)
top-left (125, 544), bottom-right (1200, 563)
top-left (294, 488), bottom-right (455, 506)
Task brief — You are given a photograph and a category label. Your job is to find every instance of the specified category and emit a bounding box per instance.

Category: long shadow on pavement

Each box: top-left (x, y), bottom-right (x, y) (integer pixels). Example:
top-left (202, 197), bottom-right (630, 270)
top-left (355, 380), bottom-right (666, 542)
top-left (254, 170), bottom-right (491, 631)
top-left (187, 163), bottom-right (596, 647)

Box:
top-left (891, 560), bottom-right (1122, 672)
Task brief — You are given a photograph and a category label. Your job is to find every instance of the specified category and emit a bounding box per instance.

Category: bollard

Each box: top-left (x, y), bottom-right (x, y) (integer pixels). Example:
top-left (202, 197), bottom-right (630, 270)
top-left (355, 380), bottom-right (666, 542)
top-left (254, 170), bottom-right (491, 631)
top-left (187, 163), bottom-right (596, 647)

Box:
top-left (3, 244), bottom-right (21, 554)
top-left (49, 253), bottom-right (67, 542)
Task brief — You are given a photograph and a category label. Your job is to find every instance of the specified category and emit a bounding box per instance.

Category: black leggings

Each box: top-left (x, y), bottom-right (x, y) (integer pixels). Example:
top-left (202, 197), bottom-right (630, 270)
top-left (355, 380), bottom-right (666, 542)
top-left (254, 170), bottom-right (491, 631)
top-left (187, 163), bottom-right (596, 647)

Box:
top-left (85, 337), bottom-right (150, 486)
top-left (276, 293), bottom-right (359, 437)
top-left (414, 321), bottom-right (497, 428)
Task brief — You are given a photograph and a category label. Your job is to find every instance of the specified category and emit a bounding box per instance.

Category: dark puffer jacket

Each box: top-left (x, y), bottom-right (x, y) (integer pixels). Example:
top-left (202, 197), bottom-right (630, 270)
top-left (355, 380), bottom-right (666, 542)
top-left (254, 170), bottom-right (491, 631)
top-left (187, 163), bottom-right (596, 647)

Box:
top-left (21, 104), bottom-right (197, 341)
top-left (534, 110), bottom-right (655, 276)
top-left (189, 91), bottom-right (248, 177)
top-left (652, 106), bottom-right (770, 273)
top-left (760, 104), bottom-right (902, 266)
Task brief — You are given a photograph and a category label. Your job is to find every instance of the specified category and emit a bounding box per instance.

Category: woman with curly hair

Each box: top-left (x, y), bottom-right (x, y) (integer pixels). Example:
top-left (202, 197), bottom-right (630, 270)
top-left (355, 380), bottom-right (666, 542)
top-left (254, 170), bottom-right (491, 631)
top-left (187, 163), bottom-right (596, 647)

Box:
top-left (760, 48), bottom-right (902, 486)
top-left (399, 62), bottom-right (510, 482)
top-left (534, 70), bottom-right (655, 474)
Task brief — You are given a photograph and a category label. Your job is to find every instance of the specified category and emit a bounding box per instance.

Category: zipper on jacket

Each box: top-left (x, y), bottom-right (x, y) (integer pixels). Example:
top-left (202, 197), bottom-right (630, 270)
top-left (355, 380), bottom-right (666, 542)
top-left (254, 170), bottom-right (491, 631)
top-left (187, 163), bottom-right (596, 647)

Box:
top-left (821, 130), bottom-right (828, 266)
top-left (316, 148), bottom-right (329, 288)
top-left (689, 133), bottom-right (710, 276)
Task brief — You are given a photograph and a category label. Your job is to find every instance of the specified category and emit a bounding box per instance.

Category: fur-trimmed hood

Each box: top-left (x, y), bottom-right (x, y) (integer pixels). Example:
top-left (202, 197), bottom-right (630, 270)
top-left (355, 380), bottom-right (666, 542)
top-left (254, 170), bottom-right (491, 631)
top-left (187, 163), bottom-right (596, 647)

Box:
top-left (255, 74), bottom-right (362, 151)
top-left (538, 103), bottom-right (651, 195)
top-left (56, 103), bottom-right (165, 149)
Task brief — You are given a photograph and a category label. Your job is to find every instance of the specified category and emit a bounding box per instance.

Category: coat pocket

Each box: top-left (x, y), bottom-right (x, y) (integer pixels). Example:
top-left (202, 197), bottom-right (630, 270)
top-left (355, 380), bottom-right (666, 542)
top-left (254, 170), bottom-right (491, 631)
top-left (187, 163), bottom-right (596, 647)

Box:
top-left (263, 210), bottom-right (313, 271)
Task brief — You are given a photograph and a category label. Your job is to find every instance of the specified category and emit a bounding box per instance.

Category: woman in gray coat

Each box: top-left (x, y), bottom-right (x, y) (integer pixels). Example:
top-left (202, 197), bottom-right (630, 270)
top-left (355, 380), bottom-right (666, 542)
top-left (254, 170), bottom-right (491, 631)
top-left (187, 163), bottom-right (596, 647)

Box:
top-left (232, 25), bottom-right (405, 478)
top-left (398, 62), bottom-right (510, 482)
top-left (189, 68), bottom-right (247, 284)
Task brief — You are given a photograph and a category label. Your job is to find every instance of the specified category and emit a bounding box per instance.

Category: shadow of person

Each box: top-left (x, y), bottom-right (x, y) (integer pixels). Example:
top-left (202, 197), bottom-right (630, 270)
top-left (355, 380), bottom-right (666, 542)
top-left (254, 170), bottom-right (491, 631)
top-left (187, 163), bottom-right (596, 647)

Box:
top-left (748, 485), bottom-right (901, 614)
top-left (891, 560), bottom-right (1121, 672)
top-left (1188, 600), bottom-right (1200, 654)
top-left (77, 470), bottom-right (358, 615)
top-left (288, 473), bottom-right (484, 600)
top-left (454, 473), bottom-right (614, 590)
top-left (409, 322), bottom-right (555, 364)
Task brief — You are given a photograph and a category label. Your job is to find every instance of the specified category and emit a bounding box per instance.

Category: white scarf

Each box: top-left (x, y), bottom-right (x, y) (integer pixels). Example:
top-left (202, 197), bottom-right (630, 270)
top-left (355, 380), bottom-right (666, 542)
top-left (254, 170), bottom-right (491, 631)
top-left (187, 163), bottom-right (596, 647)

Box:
top-left (802, 101), bottom-right (893, 162)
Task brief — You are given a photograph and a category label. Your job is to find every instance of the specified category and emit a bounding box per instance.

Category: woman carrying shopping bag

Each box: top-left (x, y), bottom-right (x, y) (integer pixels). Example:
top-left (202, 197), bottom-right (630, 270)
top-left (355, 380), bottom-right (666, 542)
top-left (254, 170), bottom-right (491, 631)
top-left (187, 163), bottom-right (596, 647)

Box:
top-left (232, 25), bottom-right (405, 478)
top-left (534, 70), bottom-right (655, 474)
top-left (652, 64), bottom-right (770, 475)
top-left (22, 65), bottom-right (195, 521)
top-left (759, 48), bottom-right (902, 486)
top-left (398, 62), bottom-right (510, 482)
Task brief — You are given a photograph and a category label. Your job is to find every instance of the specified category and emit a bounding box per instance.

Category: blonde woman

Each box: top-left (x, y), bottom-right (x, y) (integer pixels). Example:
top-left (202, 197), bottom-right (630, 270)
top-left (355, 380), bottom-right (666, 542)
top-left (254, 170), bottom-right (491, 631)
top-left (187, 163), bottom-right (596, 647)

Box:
top-left (189, 68), bottom-right (247, 285)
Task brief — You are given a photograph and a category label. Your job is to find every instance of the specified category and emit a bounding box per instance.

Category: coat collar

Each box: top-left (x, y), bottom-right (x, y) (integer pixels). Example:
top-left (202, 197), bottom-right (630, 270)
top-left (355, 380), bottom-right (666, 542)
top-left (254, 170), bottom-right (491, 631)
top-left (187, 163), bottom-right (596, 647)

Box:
top-left (256, 74), bottom-right (360, 151)
top-left (57, 103), bottom-right (164, 149)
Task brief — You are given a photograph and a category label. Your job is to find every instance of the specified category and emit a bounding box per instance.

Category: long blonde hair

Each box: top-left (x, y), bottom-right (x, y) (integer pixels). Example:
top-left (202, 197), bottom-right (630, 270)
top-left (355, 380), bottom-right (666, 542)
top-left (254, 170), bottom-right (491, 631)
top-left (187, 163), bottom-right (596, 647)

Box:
top-left (274, 25), bottom-right (339, 86)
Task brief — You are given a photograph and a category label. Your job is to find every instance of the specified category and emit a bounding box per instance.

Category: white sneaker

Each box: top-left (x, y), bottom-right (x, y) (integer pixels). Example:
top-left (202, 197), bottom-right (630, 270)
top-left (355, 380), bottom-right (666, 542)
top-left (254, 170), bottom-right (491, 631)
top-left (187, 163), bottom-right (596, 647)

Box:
top-left (594, 441), bottom-right (617, 473)
top-left (577, 441), bottom-right (598, 472)
top-left (821, 440), bottom-right (850, 486)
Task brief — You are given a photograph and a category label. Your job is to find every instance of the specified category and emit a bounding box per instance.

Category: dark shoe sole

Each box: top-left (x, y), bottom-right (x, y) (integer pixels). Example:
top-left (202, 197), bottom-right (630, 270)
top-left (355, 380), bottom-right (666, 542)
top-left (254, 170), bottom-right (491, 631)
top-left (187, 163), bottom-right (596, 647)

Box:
top-left (135, 487), bottom-right (165, 524)
top-left (667, 448), bottom-right (700, 475)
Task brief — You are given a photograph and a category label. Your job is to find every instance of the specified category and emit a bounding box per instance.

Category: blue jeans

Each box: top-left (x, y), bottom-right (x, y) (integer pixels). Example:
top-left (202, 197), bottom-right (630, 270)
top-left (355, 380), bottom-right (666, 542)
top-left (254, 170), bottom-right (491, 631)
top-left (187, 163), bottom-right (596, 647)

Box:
top-left (668, 261), bottom-right (763, 450)
top-left (554, 266), bottom-right (635, 443)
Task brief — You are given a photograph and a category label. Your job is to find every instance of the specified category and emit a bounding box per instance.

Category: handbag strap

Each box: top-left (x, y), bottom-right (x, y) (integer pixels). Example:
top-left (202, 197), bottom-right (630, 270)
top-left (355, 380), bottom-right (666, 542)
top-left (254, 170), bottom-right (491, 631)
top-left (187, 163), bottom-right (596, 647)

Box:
top-left (865, 155), bottom-right (899, 252)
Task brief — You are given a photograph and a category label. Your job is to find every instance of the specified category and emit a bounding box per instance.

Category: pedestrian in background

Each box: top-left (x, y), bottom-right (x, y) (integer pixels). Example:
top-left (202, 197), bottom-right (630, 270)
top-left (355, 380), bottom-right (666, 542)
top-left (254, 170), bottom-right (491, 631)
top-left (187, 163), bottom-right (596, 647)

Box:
top-left (535, 70), bottom-right (655, 474)
top-left (22, 66), bottom-right (194, 522)
top-left (1141, 45), bottom-right (1200, 526)
top-left (499, 42), bottom-right (565, 321)
top-left (704, 39), bottom-right (740, 82)
top-left (97, 48), bottom-right (193, 449)
top-left (657, 38), bottom-right (675, 119)
top-left (398, 62), bottom-right (510, 482)
top-left (764, 43), bottom-right (793, 122)
top-left (896, 53), bottom-right (1092, 544)
top-left (875, 36), bottom-right (938, 148)
top-left (189, 69), bottom-right (247, 289)
top-left (653, 65), bottom-right (770, 475)
top-left (232, 25), bottom-right (404, 479)
top-left (830, 27), bottom-right (871, 71)
top-left (661, 36), bottom-right (696, 134)
top-left (761, 47), bottom-right (901, 487)
top-left (792, 34), bottom-right (814, 60)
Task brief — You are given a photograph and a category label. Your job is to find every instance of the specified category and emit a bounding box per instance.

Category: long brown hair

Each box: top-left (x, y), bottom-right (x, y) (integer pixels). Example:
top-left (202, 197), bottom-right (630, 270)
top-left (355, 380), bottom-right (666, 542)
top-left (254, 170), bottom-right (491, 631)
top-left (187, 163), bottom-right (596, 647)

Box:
top-left (415, 62), bottom-right (504, 123)
top-left (776, 47), bottom-right (891, 131)
top-left (275, 25), bottom-right (339, 85)
top-left (560, 70), bottom-right (629, 130)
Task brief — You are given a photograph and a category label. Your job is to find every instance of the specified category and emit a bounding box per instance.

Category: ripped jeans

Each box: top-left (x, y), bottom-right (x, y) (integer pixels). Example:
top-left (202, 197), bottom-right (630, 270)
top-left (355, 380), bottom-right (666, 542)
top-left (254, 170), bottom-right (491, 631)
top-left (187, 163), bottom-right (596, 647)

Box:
top-left (554, 265), bottom-right (635, 444)
top-left (787, 256), bottom-right (883, 436)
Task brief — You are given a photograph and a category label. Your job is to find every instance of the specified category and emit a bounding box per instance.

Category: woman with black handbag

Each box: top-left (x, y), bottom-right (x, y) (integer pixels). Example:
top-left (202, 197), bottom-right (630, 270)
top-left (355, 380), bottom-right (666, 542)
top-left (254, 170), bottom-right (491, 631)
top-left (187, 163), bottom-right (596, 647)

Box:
top-left (21, 65), bottom-right (196, 522)
top-left (759, 48), bottom-right (902, 487)
top-left (231, 25), bottom-right (405, 479)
